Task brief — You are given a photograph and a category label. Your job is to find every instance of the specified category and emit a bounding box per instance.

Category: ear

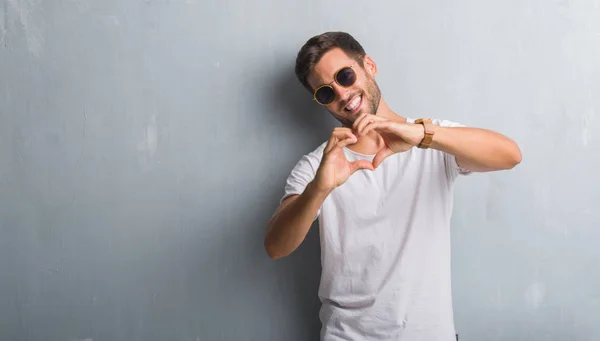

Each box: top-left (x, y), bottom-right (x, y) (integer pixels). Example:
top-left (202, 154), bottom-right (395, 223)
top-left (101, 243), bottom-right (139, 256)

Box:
top-left (362, 55), bottom-right (378, 77)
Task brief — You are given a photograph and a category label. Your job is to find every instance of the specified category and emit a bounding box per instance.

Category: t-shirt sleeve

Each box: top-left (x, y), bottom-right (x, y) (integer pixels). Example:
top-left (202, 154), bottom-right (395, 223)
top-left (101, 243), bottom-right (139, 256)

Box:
top-left (435, 119), bottom-right (473, 181)
top-left (280, 149), bottom-right (323, 219)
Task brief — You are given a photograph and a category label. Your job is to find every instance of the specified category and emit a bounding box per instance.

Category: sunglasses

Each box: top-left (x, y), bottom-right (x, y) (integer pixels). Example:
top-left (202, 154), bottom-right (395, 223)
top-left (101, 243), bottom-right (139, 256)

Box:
top-left (313, 65), bottom-right (358, 106)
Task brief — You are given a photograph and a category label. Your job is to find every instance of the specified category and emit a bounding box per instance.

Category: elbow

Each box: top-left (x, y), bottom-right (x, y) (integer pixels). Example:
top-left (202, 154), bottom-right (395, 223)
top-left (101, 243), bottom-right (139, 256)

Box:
top-left (264, 245), bottom-right (287, 260)
top-left (506, 143), bottom-right (522, 169)
top-left (494, 140), bottom-right (522, 171)
top-left (263, 234), bottom-right (288, 260)
top-left (264, 239), bottom-right (280, 260)
top-left (512, 151), bottom-right (522, 168)
top-left (266, 250), bottom-right (285, 260)
top-left (501, 152), bottom-right (521, 170)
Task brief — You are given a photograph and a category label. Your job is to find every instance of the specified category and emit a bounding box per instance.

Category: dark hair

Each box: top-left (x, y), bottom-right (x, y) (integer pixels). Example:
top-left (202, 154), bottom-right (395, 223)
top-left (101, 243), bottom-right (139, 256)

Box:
top-left (295, 32), bottom-right (366, 92)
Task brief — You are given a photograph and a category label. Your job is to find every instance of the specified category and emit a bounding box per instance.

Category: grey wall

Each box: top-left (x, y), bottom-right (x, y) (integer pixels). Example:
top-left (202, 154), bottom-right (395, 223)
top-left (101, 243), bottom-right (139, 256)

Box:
top-left (1, 1), bottom-right (599, 340)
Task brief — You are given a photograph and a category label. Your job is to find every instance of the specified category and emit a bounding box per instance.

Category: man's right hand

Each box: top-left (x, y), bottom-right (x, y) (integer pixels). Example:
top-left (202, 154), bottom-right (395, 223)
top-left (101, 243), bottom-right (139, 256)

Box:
top-left (264, 128), bottom-right (374, 260)
top-left (313, 127), bottom-right (375, 192)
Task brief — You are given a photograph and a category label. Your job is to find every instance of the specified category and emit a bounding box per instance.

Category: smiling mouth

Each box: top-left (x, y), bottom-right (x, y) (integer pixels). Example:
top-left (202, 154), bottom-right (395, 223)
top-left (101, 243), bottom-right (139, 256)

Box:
top-left (344, 94), bottom-right (362, 113)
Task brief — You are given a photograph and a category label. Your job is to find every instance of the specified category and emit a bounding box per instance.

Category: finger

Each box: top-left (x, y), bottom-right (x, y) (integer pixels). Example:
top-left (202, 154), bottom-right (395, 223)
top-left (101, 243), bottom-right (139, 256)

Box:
top-left (373, 147), bottom-right (394, 168)
top-left (326, 128), bottom-right (353, 149)
top-left (360, 120), bottom-right (393, 137)
top-left (350, 159), bottom-right (375, 173)
top-left (334, 134), bottom-right (358, 150)
top-left (351, 114), bottom-right (369, 133)
top-left (333, 126), bottom-right (357, 138)
top-left (355, 116), bottom-right (373, 137)
top-left (356, 115), bottom-right (388, 137)
top-left (353, 114), bottom-right (379, 136)
top-left (325, 130), bottom-right (356, 154)
top-left (324, 133), bottom-right (338, 154)
top-left (334, 129), bottom-right (357, 141)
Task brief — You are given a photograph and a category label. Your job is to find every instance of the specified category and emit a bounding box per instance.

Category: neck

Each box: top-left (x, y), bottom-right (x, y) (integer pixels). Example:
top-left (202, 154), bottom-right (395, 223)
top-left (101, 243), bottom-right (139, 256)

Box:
top-left (345, 98), bottom-right (405, 155)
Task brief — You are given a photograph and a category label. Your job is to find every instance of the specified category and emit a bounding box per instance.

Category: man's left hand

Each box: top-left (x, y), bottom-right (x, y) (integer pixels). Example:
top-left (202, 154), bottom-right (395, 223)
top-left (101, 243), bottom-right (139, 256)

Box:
top-left (352, 114), bottom-right (425, 168)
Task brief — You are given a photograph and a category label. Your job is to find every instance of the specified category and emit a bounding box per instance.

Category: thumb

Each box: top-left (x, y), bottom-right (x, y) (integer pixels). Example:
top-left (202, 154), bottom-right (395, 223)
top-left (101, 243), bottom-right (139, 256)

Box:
top-left (350, 160), bottom-right (375, 174)
top-left (373, 148), bottom-right (394, 169)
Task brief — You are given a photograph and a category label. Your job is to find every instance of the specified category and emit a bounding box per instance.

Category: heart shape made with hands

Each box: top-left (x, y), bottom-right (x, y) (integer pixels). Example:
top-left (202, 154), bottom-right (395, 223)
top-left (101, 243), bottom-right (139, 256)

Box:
top-left (351, 114), bottom-right (424, 168)
top-left (315, 117), bottom-right (425, 192)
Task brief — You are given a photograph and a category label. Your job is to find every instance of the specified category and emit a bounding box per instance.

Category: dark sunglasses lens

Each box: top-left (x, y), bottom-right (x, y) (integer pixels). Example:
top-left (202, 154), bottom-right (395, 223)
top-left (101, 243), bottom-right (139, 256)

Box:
top-left (336, 67), bottom-right (356, 86)
top-left (315, 86), bottom-right (335, 104)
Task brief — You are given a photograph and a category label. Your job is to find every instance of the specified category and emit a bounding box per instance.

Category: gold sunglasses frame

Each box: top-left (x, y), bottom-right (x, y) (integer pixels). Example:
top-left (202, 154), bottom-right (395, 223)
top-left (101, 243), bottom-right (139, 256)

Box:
top-left (313, 65), bottom-right (357, 106)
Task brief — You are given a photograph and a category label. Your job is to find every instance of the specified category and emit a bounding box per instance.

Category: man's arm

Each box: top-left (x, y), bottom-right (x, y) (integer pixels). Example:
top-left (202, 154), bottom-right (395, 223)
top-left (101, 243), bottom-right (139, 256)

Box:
top-left (264, 127), bottom-right (374, 260)
top-left (428, 126), bottom-right (522, 172)
top-left (264, 181), bottom-right (331, 260)
top-left (351, 114), bottom-right (521, 171)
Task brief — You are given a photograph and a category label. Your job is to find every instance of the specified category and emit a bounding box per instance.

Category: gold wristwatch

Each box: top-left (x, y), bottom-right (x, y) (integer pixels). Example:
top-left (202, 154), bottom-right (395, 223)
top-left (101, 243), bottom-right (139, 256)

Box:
top-left (414, 118), bottom-right (434, 149)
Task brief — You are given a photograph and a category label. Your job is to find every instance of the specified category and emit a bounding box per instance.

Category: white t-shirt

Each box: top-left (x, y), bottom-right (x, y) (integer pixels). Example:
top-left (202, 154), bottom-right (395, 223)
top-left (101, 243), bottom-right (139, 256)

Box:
top-left (281, 118), bottom-right (471, 341)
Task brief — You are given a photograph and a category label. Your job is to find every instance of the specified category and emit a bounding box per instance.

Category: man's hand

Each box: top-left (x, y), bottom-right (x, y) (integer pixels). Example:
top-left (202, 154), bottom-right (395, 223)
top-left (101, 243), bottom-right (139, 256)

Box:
top-left (313, 127), bottom-right (375, 192)
top-left (352, 114), bottom-right (425, 168)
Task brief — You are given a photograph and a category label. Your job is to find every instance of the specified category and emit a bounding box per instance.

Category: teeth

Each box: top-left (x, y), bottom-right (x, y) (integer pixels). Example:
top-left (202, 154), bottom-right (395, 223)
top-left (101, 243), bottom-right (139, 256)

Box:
top-left (345, 96), bottom-right (361, 111)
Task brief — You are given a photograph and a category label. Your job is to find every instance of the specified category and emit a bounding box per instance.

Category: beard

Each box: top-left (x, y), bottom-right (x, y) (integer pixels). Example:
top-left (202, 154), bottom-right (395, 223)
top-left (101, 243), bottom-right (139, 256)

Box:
top-left (331, 76), bottom-right (382, 127)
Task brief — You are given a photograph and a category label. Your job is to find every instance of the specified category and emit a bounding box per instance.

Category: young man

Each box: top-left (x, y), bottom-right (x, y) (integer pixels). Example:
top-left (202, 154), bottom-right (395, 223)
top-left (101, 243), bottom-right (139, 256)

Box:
top-left (264, 32), bottom-right (522, 341)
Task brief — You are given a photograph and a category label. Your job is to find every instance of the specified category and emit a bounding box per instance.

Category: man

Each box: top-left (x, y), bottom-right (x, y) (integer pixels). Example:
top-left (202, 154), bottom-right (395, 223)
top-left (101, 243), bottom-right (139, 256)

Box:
top-left (264, 32), bottom-right (522, 341)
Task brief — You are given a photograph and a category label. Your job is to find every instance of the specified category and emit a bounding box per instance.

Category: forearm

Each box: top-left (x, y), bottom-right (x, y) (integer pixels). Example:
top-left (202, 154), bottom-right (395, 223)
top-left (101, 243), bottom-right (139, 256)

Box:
top-left (264, 181), bottom-right (330, 259)
top-left (429, 126), bottom-right (522, 172)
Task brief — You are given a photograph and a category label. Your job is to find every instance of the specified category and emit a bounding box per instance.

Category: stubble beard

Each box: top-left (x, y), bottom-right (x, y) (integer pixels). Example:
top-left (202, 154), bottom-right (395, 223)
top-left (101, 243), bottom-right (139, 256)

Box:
top-left (333, 76), bottom-right (382, 128)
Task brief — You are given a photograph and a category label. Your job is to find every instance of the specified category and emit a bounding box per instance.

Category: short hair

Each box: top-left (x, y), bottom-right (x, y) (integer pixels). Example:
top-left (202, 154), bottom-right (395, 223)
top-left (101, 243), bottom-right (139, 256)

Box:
top-left (295, 32), bottom-right (366, 92)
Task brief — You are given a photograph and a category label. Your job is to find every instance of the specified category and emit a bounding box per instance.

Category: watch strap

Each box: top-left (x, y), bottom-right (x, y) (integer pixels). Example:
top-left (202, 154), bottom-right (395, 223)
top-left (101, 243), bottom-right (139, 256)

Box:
top-left (414, 118), bottom-right (434, 149)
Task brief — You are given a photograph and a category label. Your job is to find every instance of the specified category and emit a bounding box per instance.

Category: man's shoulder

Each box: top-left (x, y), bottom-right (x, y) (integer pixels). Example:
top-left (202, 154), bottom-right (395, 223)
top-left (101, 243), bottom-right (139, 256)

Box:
top-left (407, 117), bottom-right (466, 128)
top-left (288, 141), bottom-right (327, 172)
top-left (435, 118), bottom-right (466, 128)
top-left (301, 141), bottom-right (328, 160)
top-left (311, 140), bottom-right (328, 154)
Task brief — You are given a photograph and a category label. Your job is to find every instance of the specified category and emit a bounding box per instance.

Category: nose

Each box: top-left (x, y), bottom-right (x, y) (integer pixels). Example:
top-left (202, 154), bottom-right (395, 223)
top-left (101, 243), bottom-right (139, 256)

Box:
top-left (331, 82), bottom-right (352, 104)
